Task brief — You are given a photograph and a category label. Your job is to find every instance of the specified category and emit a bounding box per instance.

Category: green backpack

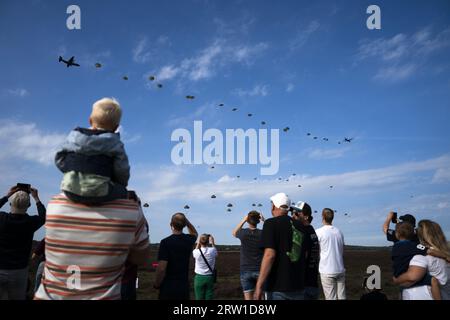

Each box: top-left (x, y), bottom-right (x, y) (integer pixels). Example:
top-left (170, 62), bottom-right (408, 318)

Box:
top-left (286, 219), bottom-right (303, 263)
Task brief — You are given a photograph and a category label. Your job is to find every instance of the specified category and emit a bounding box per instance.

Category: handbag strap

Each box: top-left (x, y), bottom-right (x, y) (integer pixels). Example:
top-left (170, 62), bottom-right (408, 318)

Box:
top-left (199, 247), bottom-right (214, 274)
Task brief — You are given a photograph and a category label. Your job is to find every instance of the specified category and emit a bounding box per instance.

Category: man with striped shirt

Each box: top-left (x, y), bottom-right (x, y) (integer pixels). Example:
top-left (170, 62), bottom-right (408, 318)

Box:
top-left (34, 193), bottom-right (150, 300)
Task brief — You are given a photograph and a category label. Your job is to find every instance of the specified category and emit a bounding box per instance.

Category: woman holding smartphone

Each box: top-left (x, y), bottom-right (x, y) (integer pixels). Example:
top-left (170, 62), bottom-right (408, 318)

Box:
top-left (192, 234), bottom-right (218, 300)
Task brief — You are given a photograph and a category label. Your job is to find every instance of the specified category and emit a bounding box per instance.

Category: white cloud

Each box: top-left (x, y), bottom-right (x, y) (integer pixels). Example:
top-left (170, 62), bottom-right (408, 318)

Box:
top-left (153, 39), bottom-right (268, 83)
top-left (133, 35), bottom-right (172, 66)
top-left (373, 64), bottom-right (417, 82)
top-left (234, 84), bottom-right (268, 97)
top-left (213, 14), bottom-right (256, 37)
top-left (432, 167), bottom-right (450, 183)
top-left (166, 102), bottom-right (216, 127)
top-left (132, 165), bottom-right (185, 190)
top-left (133, 37), bottom-right (151, 63)
top-left (415, 27), bottom-right (450, 56)
top-left (140, 154), bottom-right (450, 202)
top-left (156, 65), bottom-right (180, 81)
top-left (289, 20), bottom-right (320, 51)
top-left (356, 27), bottom-right (450, 82)
top-left (357, 33), bottom-right (409, 62)
top-left (0, 120), bottom-right (66, 166)
top-left (7, 88), bottom-right (29, 97)
top-left (116, 125), bottom-right (141, 144)
top-left (437, 202), bottom-right (449, 209)
top-left (397, 193), bottom-right (450, 219)
top-left (308, 147), bottom-right (349, 160)
top-left (156, 35), bottom-right (171, 45)
top-left (184, 42), bottom-right (223, 81)
top-left (217, 175), bottom-right (235, 183)
top-left (286, 83), bottom-right (294, 92)
top-left (232, 42), bottom-right (268, 64)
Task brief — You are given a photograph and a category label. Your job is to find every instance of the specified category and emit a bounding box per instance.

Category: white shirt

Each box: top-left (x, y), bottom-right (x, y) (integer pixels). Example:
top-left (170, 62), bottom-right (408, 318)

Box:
top-left (315, 225), bottom-right (345, 274)
top-left (193, 247), bottom-right (218, 275)
top-left (402, 285), bottom-right (433, 300)
top-left (403, 254), bottom-right (450, 300)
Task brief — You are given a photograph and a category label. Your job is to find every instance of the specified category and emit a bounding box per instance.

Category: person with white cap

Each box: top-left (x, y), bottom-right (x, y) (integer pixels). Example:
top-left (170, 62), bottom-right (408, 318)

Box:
top-left (291, 201), bottom-right (320, 300)
top-left (315, 208), bottom-right (346, 300)
top-left (254, 193), bottom-right (311, 300)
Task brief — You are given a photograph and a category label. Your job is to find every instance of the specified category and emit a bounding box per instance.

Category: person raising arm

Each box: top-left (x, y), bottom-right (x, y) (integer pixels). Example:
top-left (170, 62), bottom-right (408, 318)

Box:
top-left (0, 186), bottom-right (20, 208)
top-left (153, 214), bottom-right (197, 300)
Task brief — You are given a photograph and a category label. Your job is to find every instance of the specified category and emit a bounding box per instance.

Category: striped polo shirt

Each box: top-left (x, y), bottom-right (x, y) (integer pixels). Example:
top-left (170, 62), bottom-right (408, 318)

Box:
top-left (34, 194), bottom-right (149, 300)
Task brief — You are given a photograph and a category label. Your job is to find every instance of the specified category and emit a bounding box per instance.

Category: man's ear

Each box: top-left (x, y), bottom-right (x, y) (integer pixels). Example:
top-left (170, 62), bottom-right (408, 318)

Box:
top-left (89, 117), bottom-right (93, 128)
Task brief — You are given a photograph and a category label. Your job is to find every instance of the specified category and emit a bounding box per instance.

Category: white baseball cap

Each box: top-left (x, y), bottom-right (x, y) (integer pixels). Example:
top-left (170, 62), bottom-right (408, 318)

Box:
top-left (270, 192), bottom-right (290, 209)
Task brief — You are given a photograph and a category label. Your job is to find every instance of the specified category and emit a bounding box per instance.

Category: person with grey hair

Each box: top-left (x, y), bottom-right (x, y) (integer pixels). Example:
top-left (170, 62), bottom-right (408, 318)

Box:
top-left (0, 186), bottom-right (46, 300)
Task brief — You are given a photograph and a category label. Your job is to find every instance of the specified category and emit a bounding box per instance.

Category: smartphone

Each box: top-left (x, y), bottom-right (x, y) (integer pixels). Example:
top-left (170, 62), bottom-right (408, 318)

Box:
top-left (391, 212), bottom-right (398, 224)
top-left (16, 183), bottom-right (31, 193)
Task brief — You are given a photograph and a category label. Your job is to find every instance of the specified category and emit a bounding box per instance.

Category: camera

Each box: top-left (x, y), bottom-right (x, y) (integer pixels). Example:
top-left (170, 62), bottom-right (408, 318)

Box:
top-left (391, 212), bottom-right (398, 224)
top-left (16, 183), bottom-right (31, 193)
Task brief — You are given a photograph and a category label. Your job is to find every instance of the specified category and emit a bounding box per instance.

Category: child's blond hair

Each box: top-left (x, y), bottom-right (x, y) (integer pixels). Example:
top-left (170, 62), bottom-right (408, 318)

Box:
top-left (90, 97), bottom-right (122, 131)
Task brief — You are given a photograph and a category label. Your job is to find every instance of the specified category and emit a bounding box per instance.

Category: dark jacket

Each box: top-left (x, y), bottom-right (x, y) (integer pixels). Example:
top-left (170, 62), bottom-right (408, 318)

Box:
top-left (55, 127), bottom-right (130, 201)
top-left (0, 196), bottom-right (46, 269)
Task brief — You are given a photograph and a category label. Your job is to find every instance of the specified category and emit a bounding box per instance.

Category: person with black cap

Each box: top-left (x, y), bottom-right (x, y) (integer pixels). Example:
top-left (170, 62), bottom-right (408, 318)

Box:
top-left (291, 201), bottom-right (320, 300)
top-left (383, 211), bottom-right (446, 257)
top-left (383, 211), bottom-right (418, 243)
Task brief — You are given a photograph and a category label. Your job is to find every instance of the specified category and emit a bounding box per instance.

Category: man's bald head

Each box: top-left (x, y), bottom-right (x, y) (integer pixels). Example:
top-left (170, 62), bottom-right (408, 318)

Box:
top-left (171, 212), bottom-right (187, 231)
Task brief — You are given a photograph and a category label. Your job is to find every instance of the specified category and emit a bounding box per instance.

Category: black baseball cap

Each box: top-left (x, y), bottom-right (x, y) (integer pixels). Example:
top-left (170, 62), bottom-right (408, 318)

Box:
top-left (399, 214), bottom-right (416, 227)
top-left (291, 201), bottom-right (312, 217)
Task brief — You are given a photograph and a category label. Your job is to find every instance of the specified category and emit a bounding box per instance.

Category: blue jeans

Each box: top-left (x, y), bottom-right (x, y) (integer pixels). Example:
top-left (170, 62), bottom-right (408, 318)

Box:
top-left (240, 271), bottom-right (260, 293)
top-left (266, 290), bottom-right (305, 300)
top-left (304, 286), bottom-right (319, 300)
top-left (34, 262), bottom-right (45, 293)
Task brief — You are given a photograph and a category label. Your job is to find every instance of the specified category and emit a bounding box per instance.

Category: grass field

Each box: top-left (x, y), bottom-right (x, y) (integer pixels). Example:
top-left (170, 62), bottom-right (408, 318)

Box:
top-left (135, 245), bottom-right (398, 300)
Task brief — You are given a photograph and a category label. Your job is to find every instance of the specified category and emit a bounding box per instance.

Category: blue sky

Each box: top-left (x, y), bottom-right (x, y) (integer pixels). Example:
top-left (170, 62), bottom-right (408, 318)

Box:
top-left (1, 0), bottom-right (450, 245)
